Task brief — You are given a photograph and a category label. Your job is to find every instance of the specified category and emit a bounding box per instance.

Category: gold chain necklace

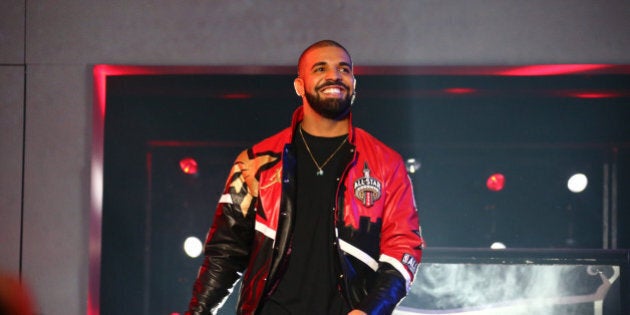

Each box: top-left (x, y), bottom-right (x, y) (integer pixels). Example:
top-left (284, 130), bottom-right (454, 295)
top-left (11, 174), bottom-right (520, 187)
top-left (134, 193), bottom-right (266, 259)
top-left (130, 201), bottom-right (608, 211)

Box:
top-left (298, 126), bottom-right (348, 176)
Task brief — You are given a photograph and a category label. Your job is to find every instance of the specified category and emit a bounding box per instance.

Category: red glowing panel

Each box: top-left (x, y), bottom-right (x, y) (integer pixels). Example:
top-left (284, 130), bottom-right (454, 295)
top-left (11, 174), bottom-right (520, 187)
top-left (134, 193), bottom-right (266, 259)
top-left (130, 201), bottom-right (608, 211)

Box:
top-left (179, 157), bottom-right (198, 175)
top-left (444, 87), bottom-right (476, 95)
top-left (571, 92), bottom-right (620, 99)
top-left (486, 173), bottom-right (505, 192)
top-left (497, 64), bottom-right (611, 76)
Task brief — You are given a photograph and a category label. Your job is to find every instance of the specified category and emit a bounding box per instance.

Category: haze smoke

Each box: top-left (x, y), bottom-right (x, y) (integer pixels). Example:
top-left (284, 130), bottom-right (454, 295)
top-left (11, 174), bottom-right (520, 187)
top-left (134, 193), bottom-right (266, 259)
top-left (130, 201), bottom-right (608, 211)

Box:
top-left (395, 263), bottom-right (619, 315)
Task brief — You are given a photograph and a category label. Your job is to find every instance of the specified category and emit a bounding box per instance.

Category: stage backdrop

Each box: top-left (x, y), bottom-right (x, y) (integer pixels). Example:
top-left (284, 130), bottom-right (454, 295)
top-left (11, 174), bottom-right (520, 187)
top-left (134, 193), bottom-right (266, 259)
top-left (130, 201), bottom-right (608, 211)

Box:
top-left (97, 66), bottom-right (630, 314)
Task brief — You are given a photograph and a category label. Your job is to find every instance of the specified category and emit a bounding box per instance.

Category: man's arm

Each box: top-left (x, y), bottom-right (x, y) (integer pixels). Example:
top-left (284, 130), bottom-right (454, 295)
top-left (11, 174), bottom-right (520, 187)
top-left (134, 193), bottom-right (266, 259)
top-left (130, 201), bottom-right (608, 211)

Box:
top-left (357, 158), bottom-right (424, 314)
top-left (187, 152), bottom-right (257, 314)
top-left (187, 204), bottom-right (254, 314)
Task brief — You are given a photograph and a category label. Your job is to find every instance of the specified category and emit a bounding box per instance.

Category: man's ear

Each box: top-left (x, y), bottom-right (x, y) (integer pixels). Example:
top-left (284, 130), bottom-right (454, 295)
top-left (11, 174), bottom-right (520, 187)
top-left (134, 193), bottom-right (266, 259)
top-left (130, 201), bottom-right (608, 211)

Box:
top-left (351, 78), bottom-right (357, 105)
top-left (294, 78), bottom-right (304, 96)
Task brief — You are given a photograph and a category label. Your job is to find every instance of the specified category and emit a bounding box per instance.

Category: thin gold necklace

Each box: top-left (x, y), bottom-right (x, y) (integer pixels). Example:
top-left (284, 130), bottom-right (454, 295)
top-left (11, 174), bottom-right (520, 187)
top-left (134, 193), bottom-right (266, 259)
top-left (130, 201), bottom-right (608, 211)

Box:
top-left (298, 126), bottom-right (348, 176)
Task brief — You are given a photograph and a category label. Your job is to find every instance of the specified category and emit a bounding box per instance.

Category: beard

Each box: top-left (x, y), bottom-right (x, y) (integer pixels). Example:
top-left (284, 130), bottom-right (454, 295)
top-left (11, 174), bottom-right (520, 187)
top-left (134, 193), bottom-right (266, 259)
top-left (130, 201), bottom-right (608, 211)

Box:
top-left (304, 86), bottom-right (355, 120)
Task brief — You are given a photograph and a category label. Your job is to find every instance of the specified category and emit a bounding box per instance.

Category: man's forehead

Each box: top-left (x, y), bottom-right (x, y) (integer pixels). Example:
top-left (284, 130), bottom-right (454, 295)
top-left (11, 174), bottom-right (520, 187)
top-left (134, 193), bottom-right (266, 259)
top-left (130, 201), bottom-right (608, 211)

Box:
top-left (301, 46), bottom-right (352, 68)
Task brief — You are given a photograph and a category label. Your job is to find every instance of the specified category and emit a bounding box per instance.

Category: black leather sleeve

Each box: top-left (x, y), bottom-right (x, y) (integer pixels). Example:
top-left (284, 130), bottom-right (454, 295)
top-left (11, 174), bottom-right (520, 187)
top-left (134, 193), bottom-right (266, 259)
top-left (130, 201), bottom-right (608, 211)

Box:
top-left (356, 263), bottom-right (408, 315)
top-left (187, 201), bottom-right (255, 314)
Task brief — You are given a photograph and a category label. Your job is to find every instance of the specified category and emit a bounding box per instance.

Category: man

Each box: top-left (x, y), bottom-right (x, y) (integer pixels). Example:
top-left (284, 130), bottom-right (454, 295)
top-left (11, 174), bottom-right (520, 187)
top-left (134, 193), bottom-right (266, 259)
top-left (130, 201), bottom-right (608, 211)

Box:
top-left (187, 40), bottom-right (424, 315)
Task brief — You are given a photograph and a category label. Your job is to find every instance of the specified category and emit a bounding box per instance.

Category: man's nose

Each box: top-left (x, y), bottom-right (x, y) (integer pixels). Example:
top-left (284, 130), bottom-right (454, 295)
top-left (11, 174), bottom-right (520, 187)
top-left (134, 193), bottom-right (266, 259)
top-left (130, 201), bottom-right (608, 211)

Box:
top-left (325, 68), bottom-right (342, 80)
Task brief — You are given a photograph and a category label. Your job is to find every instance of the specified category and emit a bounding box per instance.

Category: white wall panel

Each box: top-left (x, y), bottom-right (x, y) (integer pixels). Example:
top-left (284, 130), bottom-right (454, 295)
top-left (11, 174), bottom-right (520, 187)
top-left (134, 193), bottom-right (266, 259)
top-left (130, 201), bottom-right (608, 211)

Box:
top-left (0, 1), bottom-right (25, 64)
top-left (0, 66), bottom-right (24, 275)
top-left (26, 0), bottom-right (630, 66)
top-left (22, 65), bottom-right (89, 315)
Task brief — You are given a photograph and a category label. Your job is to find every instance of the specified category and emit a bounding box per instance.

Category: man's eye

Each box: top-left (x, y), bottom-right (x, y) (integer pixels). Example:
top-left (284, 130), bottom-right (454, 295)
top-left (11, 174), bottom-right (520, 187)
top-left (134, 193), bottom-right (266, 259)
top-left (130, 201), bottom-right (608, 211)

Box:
top-left (315, 67), bottom-right (325, 72)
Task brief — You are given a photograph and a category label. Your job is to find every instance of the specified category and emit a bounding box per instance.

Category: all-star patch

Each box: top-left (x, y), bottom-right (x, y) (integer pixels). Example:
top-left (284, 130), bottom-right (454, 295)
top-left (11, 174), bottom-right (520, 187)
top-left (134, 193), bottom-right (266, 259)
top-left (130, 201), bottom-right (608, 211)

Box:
top-left (354, 162), bottom-right (382, 207)
top-left (402, 253), bottom-right (419, 274)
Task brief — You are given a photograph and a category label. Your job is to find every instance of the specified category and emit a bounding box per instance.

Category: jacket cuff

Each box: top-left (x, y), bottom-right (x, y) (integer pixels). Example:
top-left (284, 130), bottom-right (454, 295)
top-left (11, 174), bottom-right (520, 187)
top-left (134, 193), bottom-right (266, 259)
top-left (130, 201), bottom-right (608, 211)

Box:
top-left (357, 263), bottom-right (407, 315)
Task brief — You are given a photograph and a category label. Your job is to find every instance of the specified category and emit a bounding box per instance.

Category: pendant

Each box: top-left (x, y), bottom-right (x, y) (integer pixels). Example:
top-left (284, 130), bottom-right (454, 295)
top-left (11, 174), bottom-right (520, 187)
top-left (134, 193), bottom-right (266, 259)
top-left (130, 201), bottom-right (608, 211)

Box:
top-left (316, 168), bottom-right (324, 176)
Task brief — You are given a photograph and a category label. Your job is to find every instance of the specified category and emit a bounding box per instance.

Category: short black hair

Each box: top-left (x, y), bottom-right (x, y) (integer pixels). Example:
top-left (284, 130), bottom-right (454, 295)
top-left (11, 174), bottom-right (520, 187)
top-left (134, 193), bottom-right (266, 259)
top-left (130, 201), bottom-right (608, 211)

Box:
top-left (297, 40), bottom-right (352, 76)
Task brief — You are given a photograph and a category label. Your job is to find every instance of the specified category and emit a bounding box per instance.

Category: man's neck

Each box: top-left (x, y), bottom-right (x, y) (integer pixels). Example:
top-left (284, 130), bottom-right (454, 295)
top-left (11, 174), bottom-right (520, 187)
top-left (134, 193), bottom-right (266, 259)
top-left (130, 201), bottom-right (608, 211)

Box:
top-left (300, 108), bottom-right (349, 138)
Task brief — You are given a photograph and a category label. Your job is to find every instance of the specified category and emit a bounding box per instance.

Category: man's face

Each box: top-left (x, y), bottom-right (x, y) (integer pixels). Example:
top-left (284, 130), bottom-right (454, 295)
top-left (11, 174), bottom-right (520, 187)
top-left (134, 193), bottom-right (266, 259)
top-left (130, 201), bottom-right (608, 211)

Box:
top-left (295, 46), bottom-right (356, 120)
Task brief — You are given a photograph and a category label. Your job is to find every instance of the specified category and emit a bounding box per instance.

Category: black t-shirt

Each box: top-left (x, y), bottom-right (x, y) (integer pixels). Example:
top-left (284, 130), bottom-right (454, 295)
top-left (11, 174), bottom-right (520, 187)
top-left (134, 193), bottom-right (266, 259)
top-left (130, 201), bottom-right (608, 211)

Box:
top-left (260, 128), bottom-right (353, 315)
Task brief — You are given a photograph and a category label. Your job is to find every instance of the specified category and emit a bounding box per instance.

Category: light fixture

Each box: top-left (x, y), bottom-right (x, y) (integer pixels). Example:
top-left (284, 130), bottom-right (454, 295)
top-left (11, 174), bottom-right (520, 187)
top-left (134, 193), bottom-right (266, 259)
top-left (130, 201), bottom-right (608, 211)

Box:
top-left (183, 236), bottom-right (203, 258)
top-left (567, 173), bottom-right (588, 193)
top-left (179, 157), bottom-right (198, 175)
top-left (406, 158), bottom-right (421, 174)
top-left (444, 87), bottom-right (476, 95)
top-left (490, 242), bottom-right (506, 250)
top-left (486, 173), bottom-right (505, 192)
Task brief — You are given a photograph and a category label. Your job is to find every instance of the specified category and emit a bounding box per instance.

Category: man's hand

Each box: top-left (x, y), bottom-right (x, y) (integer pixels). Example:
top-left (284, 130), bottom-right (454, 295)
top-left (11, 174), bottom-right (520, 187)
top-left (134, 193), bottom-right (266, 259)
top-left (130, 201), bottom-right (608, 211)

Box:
top-left (348, 310), bottom-right (367, 315)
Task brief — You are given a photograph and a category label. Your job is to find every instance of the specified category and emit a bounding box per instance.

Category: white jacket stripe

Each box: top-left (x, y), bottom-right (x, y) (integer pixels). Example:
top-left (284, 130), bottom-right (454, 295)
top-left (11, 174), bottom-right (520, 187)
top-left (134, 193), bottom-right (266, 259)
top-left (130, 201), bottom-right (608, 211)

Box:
top-left (254, 221), bottom-right (276, 240)
top-left (339, 239), bottom-right (379, 271)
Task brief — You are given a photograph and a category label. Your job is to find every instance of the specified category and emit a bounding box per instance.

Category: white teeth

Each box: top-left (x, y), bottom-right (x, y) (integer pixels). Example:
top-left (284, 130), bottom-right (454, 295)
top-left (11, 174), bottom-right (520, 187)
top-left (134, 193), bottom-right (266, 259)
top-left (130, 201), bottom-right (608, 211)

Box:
top-left (322, 87), bottom-right (342, 94)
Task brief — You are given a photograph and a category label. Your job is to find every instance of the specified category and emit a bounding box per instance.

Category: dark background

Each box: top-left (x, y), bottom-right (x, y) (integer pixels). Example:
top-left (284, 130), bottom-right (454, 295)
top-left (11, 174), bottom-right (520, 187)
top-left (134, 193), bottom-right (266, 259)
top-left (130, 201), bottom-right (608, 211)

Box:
top-left (101, 72), bottom-right (630, 314)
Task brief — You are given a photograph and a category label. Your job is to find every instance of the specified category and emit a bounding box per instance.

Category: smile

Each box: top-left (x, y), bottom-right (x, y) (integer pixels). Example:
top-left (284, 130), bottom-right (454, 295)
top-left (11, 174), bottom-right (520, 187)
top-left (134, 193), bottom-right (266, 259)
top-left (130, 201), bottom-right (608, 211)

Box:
top-left (320, 86), bottom-right (345, 96)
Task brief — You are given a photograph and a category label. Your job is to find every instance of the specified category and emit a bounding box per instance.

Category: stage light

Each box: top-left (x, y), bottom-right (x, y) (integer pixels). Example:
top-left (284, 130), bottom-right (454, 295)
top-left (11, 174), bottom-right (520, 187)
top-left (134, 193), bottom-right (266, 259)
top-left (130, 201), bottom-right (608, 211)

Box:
top-left (567, 173), bottom-right (588, 193)
top-left (179, 157), bottom-right (198, 175)
top-left (444, 87), bottom-right (476, 95)
top-left (486, 173), bottom-right (505, 192)
top-left (497, 64), bottom-right (611, 76)
top-left (184, 236), bottom-right (203, 258)
top-left (570, 91), bottom-right (620, 99)
top-left (406, 158), bottom-right (421, 174)
top-left (490, 242), bottom-right (506, 250)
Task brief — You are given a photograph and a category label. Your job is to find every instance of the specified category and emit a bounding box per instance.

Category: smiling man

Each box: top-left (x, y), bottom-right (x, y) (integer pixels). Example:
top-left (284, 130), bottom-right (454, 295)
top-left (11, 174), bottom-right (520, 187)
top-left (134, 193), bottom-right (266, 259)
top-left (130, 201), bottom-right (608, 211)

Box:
top-left (296, 42), bottom-right (355, 123)
top-left (187, 40), bottom-right (424, 315)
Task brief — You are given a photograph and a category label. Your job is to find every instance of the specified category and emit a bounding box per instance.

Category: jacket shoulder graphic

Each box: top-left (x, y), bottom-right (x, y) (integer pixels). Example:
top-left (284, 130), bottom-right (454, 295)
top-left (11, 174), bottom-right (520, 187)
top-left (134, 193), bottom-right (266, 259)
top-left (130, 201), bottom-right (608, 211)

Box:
top-left (227, 148), bottom-right (281, 218)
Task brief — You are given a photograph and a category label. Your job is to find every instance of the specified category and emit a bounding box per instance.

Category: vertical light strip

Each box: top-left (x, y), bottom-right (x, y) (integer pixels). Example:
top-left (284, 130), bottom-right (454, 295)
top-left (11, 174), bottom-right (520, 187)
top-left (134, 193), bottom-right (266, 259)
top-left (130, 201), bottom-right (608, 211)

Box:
top-left (611, 150), bottom-right (618, 249)
top-left (89, 65), bottom-right (107, 315)
top-left (602, 163), bottom-right (609, 249)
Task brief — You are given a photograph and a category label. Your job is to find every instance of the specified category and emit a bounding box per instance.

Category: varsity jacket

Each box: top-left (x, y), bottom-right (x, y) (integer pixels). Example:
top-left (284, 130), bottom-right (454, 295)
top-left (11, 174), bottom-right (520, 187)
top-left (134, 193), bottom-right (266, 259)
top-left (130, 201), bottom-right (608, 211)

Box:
top-left (188, 106), bottom-right (424, 315)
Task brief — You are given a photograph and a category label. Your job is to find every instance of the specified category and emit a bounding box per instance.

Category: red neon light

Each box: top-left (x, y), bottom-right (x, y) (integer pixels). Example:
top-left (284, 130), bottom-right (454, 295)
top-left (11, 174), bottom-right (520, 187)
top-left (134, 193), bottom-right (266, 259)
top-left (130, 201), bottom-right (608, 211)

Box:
top-left (444, 87), bottom-right (476, 95)
top-left (486, 173), bottom-right (505, 192)
top-left (571, 92), bottom-right (620, 99)
top-left (179, 157), bottom-right (199, 175)
top-left (497, 64), bottom-right (611, 76)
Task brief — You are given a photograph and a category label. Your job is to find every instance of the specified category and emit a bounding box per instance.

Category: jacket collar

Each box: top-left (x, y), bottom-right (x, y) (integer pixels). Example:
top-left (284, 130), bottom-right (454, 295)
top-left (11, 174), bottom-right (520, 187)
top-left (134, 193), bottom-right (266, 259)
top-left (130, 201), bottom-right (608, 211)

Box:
top-left (289, 105), bottom-right (355, 144)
